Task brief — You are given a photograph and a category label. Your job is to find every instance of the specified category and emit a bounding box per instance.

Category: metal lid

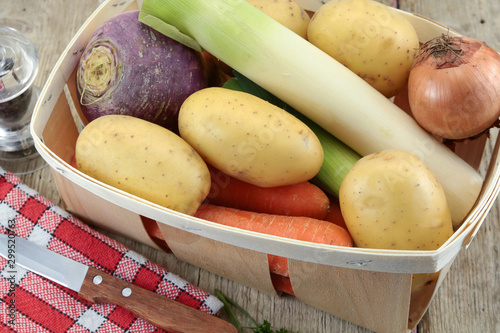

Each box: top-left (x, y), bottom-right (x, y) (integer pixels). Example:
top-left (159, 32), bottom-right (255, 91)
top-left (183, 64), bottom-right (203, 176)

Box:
top-left (0, 26), bottom-right (39, 103)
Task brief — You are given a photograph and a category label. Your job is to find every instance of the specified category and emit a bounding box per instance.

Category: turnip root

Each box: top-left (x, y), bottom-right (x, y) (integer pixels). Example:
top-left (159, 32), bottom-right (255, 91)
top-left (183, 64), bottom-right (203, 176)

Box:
top-left (76, 10), bottom-right (207, 133)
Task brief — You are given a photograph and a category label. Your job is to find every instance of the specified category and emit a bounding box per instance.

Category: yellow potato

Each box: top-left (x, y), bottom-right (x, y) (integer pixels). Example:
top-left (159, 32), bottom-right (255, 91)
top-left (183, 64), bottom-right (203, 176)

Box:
top-left (178, 87), bottom-right (324, 187)
top-left (75, 115), bottom-right (210, 215)
top-left (339, 150), bottom-right (454, 251)
top-left (308, 0), bottom-right (419, 97)
top-left (340, 150), bottom-right (454, 295)
top-left (246, 0), bottom-right (310, 38)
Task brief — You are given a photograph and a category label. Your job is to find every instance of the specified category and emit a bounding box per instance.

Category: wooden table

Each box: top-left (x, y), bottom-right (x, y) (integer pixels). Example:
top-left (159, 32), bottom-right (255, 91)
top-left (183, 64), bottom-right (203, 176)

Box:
top-left (2, 0), bottom-right (499, 332)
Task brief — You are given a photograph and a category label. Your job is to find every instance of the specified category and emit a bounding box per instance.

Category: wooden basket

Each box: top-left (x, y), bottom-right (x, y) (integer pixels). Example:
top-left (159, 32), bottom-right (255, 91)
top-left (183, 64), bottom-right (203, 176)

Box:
top-left (30, 0), bottom-right (500, 331)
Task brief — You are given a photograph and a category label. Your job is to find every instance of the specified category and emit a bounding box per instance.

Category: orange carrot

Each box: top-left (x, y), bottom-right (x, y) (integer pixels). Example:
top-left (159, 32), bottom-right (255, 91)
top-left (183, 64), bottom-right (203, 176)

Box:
top-left (141, 212), bottom-right (298, 295)
top-left (141, 216), bottom-right (170, 250)
top-left (271, 273), bottom-right (295, 296)
top-left (70, 154), bottom-right (78, 169)
top-left (323, 196), bottom-right (348, 230)
top-left (201, 51), bottom-right (232, 87)
top-left (194, 203), bottom-right (353, 277)
top-left (206, 166), bottom-right (330, 219)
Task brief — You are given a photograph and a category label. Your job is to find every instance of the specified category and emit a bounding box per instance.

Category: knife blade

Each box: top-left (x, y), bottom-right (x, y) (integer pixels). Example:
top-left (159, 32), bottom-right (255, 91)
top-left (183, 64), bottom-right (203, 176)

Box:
top-left (0, 234), bottom-right (236, 333)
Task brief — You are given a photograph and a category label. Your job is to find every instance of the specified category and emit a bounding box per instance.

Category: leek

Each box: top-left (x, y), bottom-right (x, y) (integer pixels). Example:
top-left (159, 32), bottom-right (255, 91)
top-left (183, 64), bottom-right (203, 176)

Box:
top-left (223, 72), bottom-right (361, 197)
top-left (139, 0), bottom-right (483, 226)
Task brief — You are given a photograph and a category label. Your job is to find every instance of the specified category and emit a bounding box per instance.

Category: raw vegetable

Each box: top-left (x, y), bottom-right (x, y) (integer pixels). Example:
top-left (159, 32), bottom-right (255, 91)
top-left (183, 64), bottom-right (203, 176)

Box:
top-left (339, 149), bottom-right (454, 295)
top-left (394, 83), bottom-right (488, 171)
top-left (194, 203), bottom-right (353, 277)
top-left (223, 72), bottom-right (361, 198)
top-left (323, 196), bottom-right (348, 230)
top-left (304, 118), bottom-right (362, 197)
top-left (206, 166), bottom-right (330, 219)
top-left (201, 51), bottom-right (232, 87)
top-left (307, 0), bottom-right (419, 98)
top-left (339, 149), bottom-right (454, 251)
top-left (129, 213), bottom-right (298, 295)
top-left (270, 274), bottom-right (295, 296)
top-left (408, 33), bottom-right (500, 140)
top-left (245, 0), bottom-right (310, 39)
top-left (75, 115), bottom-right (211, 215)
top-left (178, 87), bottom-right (324, 187)
top-left (214, 289), bottom-right (298, 333)
top-left (76, 10), bottom-right (207, 133)
top-left (138, 0), bottom-right (483, 227)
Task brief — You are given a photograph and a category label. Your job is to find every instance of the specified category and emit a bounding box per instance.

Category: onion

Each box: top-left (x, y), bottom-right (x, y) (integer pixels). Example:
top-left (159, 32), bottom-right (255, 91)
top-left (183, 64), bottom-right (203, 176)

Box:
top-left (408, 33), bottom-right (500, 140)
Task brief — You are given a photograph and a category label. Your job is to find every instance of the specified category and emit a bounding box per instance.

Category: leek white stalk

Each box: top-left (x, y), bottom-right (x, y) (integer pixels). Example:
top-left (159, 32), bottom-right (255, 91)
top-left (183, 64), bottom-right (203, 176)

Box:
top-left (139, 0), bottom-right (483, 226)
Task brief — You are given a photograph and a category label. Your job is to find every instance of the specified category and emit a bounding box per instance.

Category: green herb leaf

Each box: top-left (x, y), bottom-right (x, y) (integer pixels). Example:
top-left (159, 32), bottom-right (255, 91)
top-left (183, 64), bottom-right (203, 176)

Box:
top-left (214, 289), bottom-right (298, 333)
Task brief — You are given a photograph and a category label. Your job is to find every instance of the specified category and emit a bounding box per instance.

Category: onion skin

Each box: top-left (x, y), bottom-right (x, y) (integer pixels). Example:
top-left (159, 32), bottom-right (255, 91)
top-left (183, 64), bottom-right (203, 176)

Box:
top-left (76, 11), bottom-right (207, 133)
top-left (394, 83), bottom-right (488, 171)
top-left (408, 35), bottom-right (500, 140)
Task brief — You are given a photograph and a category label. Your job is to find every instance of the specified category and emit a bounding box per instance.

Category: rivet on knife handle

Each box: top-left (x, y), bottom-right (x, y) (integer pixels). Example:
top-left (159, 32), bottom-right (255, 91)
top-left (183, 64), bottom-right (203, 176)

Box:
top-left (79, 267), bottom-right (237, 333)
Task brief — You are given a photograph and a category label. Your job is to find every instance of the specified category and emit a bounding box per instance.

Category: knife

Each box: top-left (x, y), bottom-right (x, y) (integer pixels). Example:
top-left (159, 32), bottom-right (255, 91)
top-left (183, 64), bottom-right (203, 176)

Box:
top-left (0, 234), bottom-right (236, 333)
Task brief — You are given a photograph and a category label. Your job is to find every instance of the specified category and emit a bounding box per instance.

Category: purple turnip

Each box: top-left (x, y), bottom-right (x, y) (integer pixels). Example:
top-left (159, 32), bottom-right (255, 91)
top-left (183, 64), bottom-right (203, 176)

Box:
top-left (76, 10), bottom-right (207, 133)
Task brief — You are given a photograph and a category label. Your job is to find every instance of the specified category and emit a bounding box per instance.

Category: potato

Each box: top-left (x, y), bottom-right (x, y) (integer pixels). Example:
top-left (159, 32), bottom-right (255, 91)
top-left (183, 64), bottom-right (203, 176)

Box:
top-left (339, 150), bottom-right (454, 251)
top-left (178, 87), bottom-right (324, 187)
top-left (307, 0), bottom-right (420, 97)
top-left (245, 0), bottom-right (310, 39)
top-left (75, 115), bottom-right (210, 215)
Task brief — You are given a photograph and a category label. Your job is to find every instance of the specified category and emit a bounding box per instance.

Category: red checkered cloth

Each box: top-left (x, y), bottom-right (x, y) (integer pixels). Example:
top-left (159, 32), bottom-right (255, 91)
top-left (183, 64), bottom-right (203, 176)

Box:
top-left (0, 168), bottom-right (224, 332)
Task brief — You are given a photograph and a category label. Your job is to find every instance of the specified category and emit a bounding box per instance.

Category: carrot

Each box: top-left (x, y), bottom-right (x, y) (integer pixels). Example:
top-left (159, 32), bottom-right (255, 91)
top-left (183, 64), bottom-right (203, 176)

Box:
top-left (141, 212), bottom-right (298, 295)
top-left (141, 216), bottom-right (170, 250)
top-left (194, 203), bottom-right (353, 277)
top-left (201, 51), bottom-right (232, 87)
top-left (206, 166), bottom-right (330, 219)
top-left (70, 154), bottom-right (78, 169)
top-left (323, 196), bottom-right (348, 230)
top-left (271, 273), bottom-right (295, 296)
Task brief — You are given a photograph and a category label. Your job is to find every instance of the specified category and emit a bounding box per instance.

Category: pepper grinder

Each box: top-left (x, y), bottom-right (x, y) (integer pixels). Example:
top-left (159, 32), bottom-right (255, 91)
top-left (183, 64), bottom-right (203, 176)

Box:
top-left (0, 26), bottom-right (44, 174)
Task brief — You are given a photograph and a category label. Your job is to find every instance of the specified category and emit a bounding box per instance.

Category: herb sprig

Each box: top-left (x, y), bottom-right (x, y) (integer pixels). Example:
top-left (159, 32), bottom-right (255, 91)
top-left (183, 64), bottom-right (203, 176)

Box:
top-left (214, 289), bottom-right (298, 333)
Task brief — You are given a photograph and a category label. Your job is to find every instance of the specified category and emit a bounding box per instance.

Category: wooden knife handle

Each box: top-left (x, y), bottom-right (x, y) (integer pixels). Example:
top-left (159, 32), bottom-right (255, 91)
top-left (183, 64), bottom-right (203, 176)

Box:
top-left (79, 267), bottom-right (236, 333)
